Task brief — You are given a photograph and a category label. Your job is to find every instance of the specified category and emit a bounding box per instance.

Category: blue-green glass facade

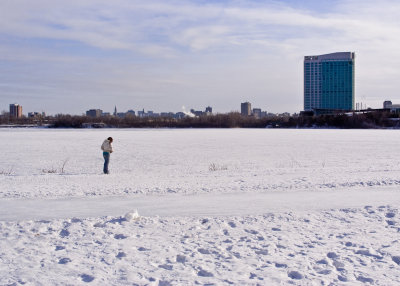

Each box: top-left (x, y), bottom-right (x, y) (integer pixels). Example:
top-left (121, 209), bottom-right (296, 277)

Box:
top-left (304, 52), bottom-right (355, 111)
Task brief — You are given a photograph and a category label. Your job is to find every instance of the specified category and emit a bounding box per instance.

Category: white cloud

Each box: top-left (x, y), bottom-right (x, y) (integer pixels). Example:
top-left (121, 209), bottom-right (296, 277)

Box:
top-left (1, 0), bottom-right (400, 113)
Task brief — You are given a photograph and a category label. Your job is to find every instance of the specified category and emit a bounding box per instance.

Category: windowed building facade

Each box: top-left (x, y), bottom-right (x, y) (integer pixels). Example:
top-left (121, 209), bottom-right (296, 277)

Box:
top-left (10, 104), bottom-right (23, 118)
top-left (241, 102), bottom-right (252, 116)
top-left (304, 52), bottom-right (355, 112)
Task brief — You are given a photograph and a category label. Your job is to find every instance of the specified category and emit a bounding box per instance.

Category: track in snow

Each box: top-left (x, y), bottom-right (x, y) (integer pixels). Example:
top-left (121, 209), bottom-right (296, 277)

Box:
top-left (1, 188), bottom-right (399, 221)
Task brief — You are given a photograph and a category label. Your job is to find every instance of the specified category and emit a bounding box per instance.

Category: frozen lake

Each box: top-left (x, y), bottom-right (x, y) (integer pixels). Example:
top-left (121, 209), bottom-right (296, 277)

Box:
top-left (1, 128), bottom-right (400, 199)
top-left (1, 128), bottom-right (400, 285)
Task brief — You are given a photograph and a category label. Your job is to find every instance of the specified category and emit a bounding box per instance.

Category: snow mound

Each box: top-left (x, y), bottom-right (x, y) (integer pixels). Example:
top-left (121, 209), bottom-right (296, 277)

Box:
top-left (124, 210), bottom-right (140, 221)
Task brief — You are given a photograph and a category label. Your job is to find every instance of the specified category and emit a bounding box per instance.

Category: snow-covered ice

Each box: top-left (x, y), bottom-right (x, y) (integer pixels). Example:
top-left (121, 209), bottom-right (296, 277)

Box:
top-left (1, 128), bottom-right (400, 285)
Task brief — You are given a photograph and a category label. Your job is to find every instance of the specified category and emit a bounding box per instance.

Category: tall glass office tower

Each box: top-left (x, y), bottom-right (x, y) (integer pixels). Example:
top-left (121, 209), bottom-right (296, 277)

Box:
top-left (304, 52), bottom-right (355, 112)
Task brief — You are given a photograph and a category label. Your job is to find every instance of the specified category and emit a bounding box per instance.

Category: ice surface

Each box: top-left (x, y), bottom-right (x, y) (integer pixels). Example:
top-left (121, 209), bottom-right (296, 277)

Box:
top-left (2, 128), bottom-right (400, 199)
top-left (1, 129), bottom-right (400, 285)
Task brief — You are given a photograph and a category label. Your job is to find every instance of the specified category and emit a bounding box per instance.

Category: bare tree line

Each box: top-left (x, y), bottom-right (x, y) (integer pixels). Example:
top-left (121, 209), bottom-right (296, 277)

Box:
top-left (1, 111), bottom-right (400, 129)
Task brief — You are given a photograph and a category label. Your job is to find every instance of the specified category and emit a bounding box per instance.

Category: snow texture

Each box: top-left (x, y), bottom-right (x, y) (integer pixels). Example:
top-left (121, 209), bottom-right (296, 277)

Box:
top-left (1, 129), bottom-right (400, 285)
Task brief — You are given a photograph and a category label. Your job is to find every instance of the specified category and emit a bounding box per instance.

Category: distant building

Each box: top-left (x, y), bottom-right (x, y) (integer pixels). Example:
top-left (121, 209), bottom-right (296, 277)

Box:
top-left (161, 112), bottom-right (175, 118)
top-left (190, 109), bottom-right (204, 117)
top-left (138, 109), bottom-right (145, 117)
top-left (304, 52), bottom-right (355, 112)
top-left (150, 112), bottom-right (160, 118)
top-left (126, 110), bottom-right (136, 117)
top-left (241, 102), bottom-right (252, 116)
top-left (175, 112), bottom-right (185, 119)
top-left (136, 110), bottom-right (159, 117)
top-left (252, 108), bottom-right (261, 118)
top-left (9, 104), bottom-right (23, 118)
top-left (28, 112), bottom-right (45, 118)
top-left (383, 100), bottom-right (400, 113)
top-left (113, 106), bottom-right (117, 116)
top-left (86, 109), bottom-right (102, 117)
top-left (187, 107), bottom-right (213, 117)
top-left (383, 101), bottom-right (393, 109)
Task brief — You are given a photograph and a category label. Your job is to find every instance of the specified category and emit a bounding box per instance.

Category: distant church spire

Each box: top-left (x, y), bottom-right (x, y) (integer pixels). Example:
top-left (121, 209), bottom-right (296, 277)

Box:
top-left (114, 106), bottom-right (117, 116)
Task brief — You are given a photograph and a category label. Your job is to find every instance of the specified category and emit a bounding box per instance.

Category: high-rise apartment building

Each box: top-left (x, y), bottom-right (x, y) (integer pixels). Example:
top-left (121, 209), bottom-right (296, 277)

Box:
top-left (9, 104), bottom-right (23, 118)
top-left (241, 102), bottom-right (252, 116)
top-left (304, 52), bottom-right (355, 112)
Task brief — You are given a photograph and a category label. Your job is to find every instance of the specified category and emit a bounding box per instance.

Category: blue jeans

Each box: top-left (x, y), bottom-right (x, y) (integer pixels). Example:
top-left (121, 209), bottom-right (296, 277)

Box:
top-left (103, 152), bottom-right (110, 174)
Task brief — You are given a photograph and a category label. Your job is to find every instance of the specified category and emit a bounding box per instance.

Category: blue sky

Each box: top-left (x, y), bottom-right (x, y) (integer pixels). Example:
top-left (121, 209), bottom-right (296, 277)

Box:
top-left (1, 0), bottom-right (400, 115)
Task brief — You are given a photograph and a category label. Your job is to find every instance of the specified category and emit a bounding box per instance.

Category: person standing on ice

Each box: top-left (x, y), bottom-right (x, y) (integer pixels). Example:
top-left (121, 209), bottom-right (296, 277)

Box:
top-left (101, 137), bottom-right (113, 174)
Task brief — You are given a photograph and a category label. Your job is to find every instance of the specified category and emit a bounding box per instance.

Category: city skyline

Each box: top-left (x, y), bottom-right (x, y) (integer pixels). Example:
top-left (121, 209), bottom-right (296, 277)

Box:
top-left (1, 0), bottom-right (400, 115)
top-left (3, 101), bottom-right (284, 118)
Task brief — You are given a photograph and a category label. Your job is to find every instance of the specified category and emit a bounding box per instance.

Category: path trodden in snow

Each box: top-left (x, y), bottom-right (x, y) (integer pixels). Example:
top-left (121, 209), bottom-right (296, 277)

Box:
top-left (1, 188), bottom-right (399, 221)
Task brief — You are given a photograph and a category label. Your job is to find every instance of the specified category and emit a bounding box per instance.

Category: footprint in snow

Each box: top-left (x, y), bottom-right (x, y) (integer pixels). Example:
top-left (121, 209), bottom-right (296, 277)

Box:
top-left (245, 229), bottom-right (259, 235)
top-left (114, 234), bottom-right (127, 240)
top-left (333, 261), bottom-right (345, 271)
top-left (58, 258), bottom-right (71, 264)
top-left (93, 222), bottom-right (106, 228)
top-left (355, 249), bottom-right (383, 259)
top-left (158, 264), bottom-right (173, 270)
top-left (116, 252), bottom-right (126, 259)
top-left (59, 229), bottom-right (70, 238)
top-left (80, 274), bottom-right (95, 283)
top-left (318, 269), bottom-right (332, 275)
top-left (327, 252), bottom-right (338, 259)
top-left (176, 255), bottom-right (186, 264)
top-left (228, 222), bottom-right (236, 228)
top-left (197, 269), bottom-right (214, 277)
top-left (356, 275), bottom-right (374, 283)
top-left (288, 271), bottom-right (303, 280)
top-left (275, 263), bottom-right (287, 268)
top-left (316, 259), bottom-right (329, 265)
top-left (392, 256), bottom-right (400, 265)
top-left (386, 212), bottom-right (396, 218)
top-left (255, 249), bottom-right (268, 255)
top-left (231, 251), bottom-right (241, 259)
top-left (249, 273), bottom-right (260, 280)
top-left (55, 246), bottom-right (65, 251)
top-left (39, 220), bottom-right (51, 224)
top-left (338, 275), bottom-right (348, 282)
top-left (198, 248), bottom-right (211, 254)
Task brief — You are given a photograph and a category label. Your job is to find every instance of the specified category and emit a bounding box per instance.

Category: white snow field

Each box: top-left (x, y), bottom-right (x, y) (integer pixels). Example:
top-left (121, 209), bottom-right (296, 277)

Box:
top-left (1, 128), bottom-right (400, 285)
